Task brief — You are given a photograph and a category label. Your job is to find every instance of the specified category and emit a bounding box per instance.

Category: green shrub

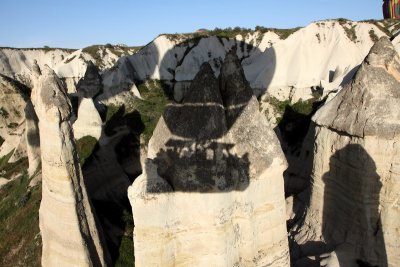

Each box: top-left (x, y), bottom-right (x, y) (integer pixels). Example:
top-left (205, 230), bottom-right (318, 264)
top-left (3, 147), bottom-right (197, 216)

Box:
top-left (104, 104), bottom-right (121, 123)
top-left (0, 151), bottom-right (28, 181)
top-left (76, 136), bottom-right (98, 165)
top-left (133, 80), bottom-right (169, 146)
top-left (0, 149), bottom-right (14, 171)
top-left (264, 96), bottom-right (315, 124)
top-left (0, 171), bottom-right (41, 267)
top-left (115, 209), bottom-right (135, 267)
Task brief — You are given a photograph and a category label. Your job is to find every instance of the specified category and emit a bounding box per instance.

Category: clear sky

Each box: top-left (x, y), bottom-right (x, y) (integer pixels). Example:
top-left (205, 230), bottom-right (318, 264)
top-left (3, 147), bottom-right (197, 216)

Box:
top-left (0, 0), bottom-right (383, 48)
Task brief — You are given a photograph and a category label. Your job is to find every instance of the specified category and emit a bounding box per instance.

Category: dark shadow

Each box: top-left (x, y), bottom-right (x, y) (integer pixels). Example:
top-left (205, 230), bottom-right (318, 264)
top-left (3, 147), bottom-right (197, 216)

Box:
top-left (322, 144), bottom-right (387, 266)
top-left (70, 65), bottom-right (144, 264)
top-left (76, 34), bottom-right (275, 262)
top-left (149, 47), bottom-right (273, 193)
top-left (79, 104), bottom-right (144, 263)
top-left (278, 100), bottom-right (325, 198)
top-left (153, 140), bottom-right (250, 192)
top-left (25, 101), bottom-right (40, 148)
top-left (340, 65), bottom-right (360, 87)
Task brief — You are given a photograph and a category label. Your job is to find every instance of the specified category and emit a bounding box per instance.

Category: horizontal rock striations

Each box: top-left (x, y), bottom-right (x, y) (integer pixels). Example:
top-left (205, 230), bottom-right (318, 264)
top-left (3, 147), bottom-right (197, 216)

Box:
top-left (294, 37), bottom-right (400, 267)
top-left (129, 51), bottom-right (290, 267)
top-left (31, 63), bottom-right (110, 267)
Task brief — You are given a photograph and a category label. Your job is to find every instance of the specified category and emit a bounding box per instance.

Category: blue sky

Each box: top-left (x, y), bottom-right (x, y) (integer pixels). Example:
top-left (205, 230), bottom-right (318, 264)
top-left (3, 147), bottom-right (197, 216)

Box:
top-left (0, 0), bottom-right (382, 48)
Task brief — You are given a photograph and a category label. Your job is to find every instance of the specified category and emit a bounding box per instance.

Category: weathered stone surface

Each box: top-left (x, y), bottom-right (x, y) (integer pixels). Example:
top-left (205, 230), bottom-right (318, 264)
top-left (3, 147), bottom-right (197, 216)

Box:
top-left (31, 63), bottom-right (110, 267)
top-left (129, 51), bottom-right (289, 267)
top-left (0, 74), bottom-right (29, 161)
top-left (294, 38), bottom-right (400, 267)
top-left (72, 98), bottom-right (102, 140)
top-left (314, 37), bottom-right (400, 139)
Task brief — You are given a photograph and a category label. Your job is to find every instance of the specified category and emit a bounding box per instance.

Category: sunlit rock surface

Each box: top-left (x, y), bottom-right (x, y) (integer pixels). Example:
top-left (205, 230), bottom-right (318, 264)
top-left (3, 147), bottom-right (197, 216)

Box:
top-left (31, 63), bottom-right (110, 267)
top-left (294, 38), bottom-right (400, 267)
top-left (129, 52), bottom-right (289, 267)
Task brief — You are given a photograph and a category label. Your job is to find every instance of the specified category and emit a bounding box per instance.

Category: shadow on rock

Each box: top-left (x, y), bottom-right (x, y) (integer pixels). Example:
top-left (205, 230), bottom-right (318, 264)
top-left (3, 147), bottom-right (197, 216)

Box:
top-left (148, 50), bottom-right (268, 193)
top-left (322, 144), bottom-right (387, 267)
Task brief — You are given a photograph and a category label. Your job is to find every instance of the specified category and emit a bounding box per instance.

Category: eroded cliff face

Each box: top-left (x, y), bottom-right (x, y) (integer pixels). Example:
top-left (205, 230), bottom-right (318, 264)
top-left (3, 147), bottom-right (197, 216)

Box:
top-left (31, 64), bottom-right (110, 267)
top-left (0, 74), bottom-right (30, 162)
top-left (293, 37), bottom-right (400, 267)
top-left (128, 51), bottom-right (290, 267)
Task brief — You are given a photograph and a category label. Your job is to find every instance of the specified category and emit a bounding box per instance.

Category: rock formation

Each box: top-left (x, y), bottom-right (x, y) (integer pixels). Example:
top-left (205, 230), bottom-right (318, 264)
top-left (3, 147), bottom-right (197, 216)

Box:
top-left (129, 51), bottom-right (290, 266)
top-left (293, 37), bottom-right (400, 267)
top-left (72, 63), bottom-right (103, 140)
top-left (24, 100), bottom-right (40, 177)
top-left (0, 74), bottom-right (29, 162)
top-left (73, 98), bottom-right (103, 140)
top-left (31, 63), bottom-right (110, 266)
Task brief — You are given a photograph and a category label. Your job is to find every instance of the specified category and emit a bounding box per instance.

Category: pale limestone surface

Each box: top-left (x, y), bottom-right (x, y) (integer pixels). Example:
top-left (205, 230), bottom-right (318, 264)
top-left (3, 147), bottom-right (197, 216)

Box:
top-left (31, 64), bottom-right (110, 267)
top-left (294, 38), bottom-right (400, 267)
top-left (0, 74), bottom-right (28, 161)
top-left (246, 21), bottom-right (387, 101)
top-left (129, 52), bottom-right (290, 267)
top-left (72, 98), bottom-right (102, 140)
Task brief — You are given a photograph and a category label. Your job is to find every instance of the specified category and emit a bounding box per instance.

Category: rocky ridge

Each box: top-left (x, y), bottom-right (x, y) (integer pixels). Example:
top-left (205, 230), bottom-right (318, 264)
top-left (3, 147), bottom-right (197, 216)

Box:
top-left (128, 51), bottom-right (290, 266)
top-left (292, 37), bottom-right (400, 267)
top-left (31, 63), bottom-right (110, 266)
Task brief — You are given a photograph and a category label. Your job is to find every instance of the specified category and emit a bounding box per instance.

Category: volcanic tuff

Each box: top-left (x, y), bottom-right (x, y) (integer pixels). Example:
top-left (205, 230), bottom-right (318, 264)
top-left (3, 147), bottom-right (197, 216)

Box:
top-left (128, 51), bottom-right (290, 267)
top-left (0, 74), bottom-right (30, 162)
top-left (31, 63), bottom-right (110, 267)
top-left (1, 19), bottom-right (400, 267)
top-left (293, 37), bottom-right (400, 267)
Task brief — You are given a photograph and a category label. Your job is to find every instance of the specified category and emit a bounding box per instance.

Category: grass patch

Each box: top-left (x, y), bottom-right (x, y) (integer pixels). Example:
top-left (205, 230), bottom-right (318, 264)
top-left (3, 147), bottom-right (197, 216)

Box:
top-left (264, 96), bottom-right (324, 148)
top-left (134, 80), bottom-right (170, 146)
top-left (263, 97), bottom-right (315, 124)
top-left (0, 150), bottom-right (28, 180)
top-left (104, 104), bottom-right (121, 123)
top-left (163, 25), bottom-right (301, 46)
top-left (76, 136), bottom-right (98, 165)
top-left (0, 150), bottom-right (14, 171)
top-left (82, 45), bottom-right (141, 68)
top-left (115, 209), bottom-right (134, 267)
top-left (0, 172), bottom-right (42, 267)
top-left (103, 80), bottom-right (169, 146)
top-left (361, 19), bottom-right (400, 37)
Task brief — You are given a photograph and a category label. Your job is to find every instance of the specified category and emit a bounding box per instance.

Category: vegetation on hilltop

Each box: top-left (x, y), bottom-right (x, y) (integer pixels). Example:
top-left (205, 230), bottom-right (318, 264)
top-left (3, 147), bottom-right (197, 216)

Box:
top-left (0, 152), bottom-right (41, 267)
top-left (134, 80), bottom-right (170, 146)
top-left (82, 44), bottom-right (142, 68)
top-left (361, 18), bottom-right (400, 37)
top-left (337, 19), bottom-right (358, 43)
top-left (163, 25), bottom-right (301, 44)
top-left (0, 47), bottom-right (76, 53)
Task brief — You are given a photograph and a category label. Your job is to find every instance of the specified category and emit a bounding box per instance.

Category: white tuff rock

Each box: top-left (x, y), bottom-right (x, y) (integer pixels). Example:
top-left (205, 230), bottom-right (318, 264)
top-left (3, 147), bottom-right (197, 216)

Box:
top-left (31, 63), bottom-right (110, 267)
top-left (294, 37), bottom-right (400, 267)
top-left (129, 52), bottom-right (290, 267)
